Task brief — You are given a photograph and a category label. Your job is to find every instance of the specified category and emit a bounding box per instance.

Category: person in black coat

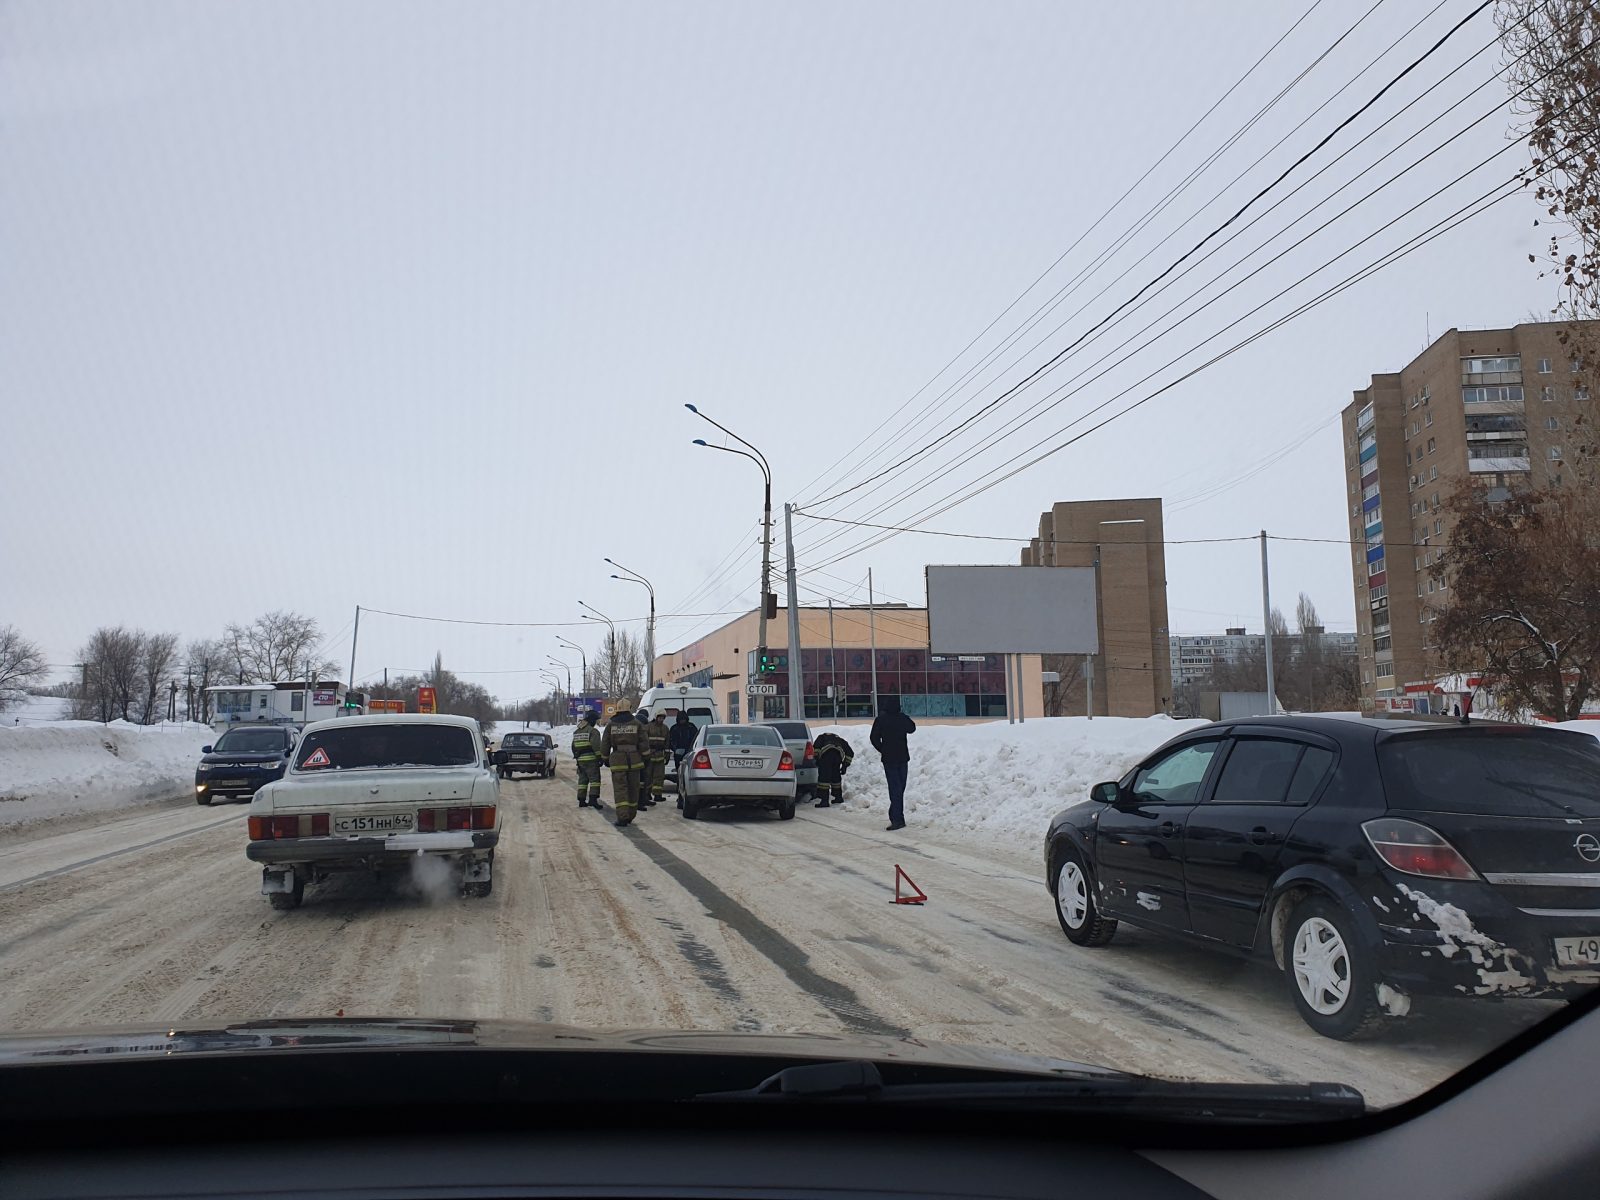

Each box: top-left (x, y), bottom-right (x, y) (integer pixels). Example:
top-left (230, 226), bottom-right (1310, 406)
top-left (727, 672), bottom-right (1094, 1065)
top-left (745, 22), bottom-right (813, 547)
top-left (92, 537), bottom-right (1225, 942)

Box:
top-left (868, 697), bottom-right (916, 831)
top-left (668, 712), bottom-right (698, 808)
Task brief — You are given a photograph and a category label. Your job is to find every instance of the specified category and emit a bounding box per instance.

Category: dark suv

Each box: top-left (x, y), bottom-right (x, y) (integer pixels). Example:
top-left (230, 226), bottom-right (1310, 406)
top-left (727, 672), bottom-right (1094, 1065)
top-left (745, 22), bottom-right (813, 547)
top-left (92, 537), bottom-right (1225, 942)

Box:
top-left (1044, 715), bottom-right (1600, 1039)
top-left (195, 725), bottom-right (297, 804)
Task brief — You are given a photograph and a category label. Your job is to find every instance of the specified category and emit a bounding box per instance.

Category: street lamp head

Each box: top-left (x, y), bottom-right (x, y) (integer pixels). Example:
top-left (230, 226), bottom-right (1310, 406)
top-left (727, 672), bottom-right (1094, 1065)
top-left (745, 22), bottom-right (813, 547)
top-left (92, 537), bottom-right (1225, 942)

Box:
top-left (692, 438), bottom-right (707, 446)
top-left (685, 403), bottom-right (698, 413)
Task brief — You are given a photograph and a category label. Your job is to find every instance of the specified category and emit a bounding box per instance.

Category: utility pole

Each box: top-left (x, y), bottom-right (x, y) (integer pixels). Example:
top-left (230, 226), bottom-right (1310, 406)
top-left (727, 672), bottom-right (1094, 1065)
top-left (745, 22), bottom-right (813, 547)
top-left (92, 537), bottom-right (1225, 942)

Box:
top-left (1085, 655), bottom-right (1094, 721)
top-left (346, 605), bottom-right (360, 716)
top-left (868, 568), bottom-right (879, 716)
top-left (1261, 530), bottom-right (1277, 715)
top-left (827, 600), bottom-right (838, 721)
top-left (784, 503), bottom-right (803, 721)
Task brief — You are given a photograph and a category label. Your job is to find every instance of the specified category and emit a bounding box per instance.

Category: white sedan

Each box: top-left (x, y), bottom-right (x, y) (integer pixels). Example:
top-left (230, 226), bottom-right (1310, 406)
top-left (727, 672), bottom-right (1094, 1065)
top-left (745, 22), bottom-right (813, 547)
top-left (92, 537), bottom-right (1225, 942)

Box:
top-left (679, 724), bottom-right (797, 821)
top-left (245, 713), bottom-right (501, 909)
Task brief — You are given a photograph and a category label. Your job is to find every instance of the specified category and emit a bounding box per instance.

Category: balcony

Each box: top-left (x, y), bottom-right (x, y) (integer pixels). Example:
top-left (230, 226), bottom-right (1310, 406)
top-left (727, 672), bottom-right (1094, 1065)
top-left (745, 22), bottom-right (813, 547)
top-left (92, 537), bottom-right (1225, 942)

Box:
top-left (1356, 403), bottom-right (1375, 433)
top-left (1469, 457), bottom-right (1531, 473)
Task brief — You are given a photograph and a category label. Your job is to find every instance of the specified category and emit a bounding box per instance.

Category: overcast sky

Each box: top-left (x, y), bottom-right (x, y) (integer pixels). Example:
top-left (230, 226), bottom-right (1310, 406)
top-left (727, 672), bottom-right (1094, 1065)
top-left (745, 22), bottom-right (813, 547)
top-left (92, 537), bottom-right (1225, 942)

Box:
top-left (2, 0), bottom-right (1552, 701)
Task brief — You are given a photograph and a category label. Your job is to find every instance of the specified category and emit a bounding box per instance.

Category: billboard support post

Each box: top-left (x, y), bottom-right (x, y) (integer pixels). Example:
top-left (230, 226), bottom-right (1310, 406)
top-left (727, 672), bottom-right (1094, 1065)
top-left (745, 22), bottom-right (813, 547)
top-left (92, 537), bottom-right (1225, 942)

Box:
top-left (868, 568), bottom-right (879, 717)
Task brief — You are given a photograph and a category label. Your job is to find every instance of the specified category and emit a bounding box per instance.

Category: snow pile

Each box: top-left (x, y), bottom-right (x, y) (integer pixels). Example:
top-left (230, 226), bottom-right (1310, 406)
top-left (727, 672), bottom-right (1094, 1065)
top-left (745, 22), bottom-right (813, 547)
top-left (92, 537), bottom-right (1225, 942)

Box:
top-left (816, 716), bottom-right (1208, 844)
top-left (0, 721), bottom-right (214, 828)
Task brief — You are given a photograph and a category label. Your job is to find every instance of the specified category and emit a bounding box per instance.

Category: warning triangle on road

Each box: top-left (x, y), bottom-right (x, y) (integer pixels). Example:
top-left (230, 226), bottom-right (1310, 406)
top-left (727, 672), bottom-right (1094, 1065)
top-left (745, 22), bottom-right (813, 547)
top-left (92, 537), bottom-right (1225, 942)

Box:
top-left (892, 864), bottom-right (927, 905)
top-left (302, 747), bottom-right (331, 768)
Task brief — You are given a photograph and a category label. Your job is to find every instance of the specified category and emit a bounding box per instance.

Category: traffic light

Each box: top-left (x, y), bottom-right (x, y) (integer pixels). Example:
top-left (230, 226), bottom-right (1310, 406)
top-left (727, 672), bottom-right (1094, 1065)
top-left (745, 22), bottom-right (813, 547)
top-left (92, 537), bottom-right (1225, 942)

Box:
top-left (757, 652), bottom-right (785, 674)
top-left (343, 692), bottom-right (365, 710)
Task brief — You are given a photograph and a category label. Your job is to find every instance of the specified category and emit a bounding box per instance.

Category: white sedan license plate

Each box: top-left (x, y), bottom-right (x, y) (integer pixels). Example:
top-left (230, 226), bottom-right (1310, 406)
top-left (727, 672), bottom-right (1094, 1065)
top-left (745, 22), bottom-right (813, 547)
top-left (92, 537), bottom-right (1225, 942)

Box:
top-left (333, 812), bottom-right (415, 835)
top-left (723, 757), bottom-right (763, 770)
top-left (1553, 937), bottom-right (1600, 967)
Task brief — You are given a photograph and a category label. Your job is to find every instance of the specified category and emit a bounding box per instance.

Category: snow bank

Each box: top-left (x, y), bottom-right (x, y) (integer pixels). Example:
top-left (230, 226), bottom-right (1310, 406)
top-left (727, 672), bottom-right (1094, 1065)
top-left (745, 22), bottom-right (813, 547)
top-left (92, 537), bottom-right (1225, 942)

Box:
top-left (0, 721), bottom-right (214, 828)
top-left (817, 716), bottom-right (1208, 844)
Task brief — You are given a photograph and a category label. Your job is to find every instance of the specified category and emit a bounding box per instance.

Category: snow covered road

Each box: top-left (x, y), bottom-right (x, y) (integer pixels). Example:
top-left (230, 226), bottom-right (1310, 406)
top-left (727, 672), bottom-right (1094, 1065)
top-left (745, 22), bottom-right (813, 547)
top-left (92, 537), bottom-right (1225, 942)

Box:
top-left (0, 774), bottom-right (1556, 1107)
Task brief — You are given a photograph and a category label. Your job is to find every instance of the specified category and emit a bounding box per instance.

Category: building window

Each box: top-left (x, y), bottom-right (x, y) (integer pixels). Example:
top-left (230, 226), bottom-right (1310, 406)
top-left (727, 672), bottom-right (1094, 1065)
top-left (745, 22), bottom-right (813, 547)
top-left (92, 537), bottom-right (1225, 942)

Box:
top-left (1547, 416), bottom-right (1561, 430)
top-left (1427, 438), bottom-right (1436, 453)
top-left (1538, 357), bottom-right (1552, 374)
top-left (1377, 662), bottom-right (1395, 679)
top-left (1434, 518), bottom-right (1443, 535)
top-left (1464, 355), bottom-right (1520, 374)
top-left (1541, 385), bottom-right (1555, 401)
top-left (1572, 359), bottom-right (1583, 374)
top-left (1363, 670), bottom-right (1373, 685)
top-left (1462, 385), bottom-right (1524, 404)
top-left (1578, 386), bottom-right (1590, 401)
top-left (1550, 446), bottom-right (1563, 460)
top-left (1431, 492), bottom-right (1439, 507)
top-left (1426, 411), bottom-right (1433, 426)
top-left (1430, 466), bottom-right (1438, 480)
top-left (1405, 451), bottom-right (1412, 465)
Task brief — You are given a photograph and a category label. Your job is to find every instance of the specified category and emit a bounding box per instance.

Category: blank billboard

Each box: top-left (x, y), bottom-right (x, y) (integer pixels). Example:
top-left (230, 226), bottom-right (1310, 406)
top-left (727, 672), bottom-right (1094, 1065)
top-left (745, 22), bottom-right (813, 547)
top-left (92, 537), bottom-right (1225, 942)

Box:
top-left (925, 565), bottom-right (1098, 654)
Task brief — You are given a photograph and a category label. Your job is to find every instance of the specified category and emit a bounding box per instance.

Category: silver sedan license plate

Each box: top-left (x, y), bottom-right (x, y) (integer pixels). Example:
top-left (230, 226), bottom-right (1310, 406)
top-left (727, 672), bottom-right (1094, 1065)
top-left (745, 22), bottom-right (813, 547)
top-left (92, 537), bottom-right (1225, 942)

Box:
top-left (723, 757), bottom-right (762, 769)
top-left (333, 812), bottom-right (415, 835)
top-left (1553, 937), bottom-right (1600, 967)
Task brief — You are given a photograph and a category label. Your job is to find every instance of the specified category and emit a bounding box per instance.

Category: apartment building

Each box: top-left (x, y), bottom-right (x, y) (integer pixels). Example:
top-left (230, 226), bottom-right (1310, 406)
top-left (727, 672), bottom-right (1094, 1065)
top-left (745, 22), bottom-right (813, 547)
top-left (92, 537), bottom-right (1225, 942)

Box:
top-left (1168, 627), bottom-right (1357, 688)
top-left (1340, 322), bottom-right (1595, 711)
top-left (1020, 498), bottom-right (1171, 717)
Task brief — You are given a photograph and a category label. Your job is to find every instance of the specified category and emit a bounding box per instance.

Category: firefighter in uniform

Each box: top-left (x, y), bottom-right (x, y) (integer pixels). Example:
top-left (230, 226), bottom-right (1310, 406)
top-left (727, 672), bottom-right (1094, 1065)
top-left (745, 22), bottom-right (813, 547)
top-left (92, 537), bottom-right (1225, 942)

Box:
top-left (643, 712), bottom-right (670, 807)
top-left (599, 704), bottom-right (648, 826)
top-left (570, 709), bottom-right (603, 808)
top-left (812, 731), bottom-right (855, 808)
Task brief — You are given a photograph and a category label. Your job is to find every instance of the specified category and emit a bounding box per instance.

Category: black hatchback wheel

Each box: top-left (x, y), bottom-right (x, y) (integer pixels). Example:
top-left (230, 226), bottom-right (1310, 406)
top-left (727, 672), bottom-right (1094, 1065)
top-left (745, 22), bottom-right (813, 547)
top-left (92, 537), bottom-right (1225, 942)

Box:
top-left (1052, 846), bottom-right (1116, 946)
top-left (1284, 895), bottom-right (1387, 1040)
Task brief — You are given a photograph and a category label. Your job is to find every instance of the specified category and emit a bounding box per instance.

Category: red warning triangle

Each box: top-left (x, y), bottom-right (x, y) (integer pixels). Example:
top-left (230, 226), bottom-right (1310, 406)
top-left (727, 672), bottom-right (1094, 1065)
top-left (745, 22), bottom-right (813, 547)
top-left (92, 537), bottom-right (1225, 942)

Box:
top-left (893, 864), bottom-right (927, 905)
top-left (302, 747), bottom-right (331, 768)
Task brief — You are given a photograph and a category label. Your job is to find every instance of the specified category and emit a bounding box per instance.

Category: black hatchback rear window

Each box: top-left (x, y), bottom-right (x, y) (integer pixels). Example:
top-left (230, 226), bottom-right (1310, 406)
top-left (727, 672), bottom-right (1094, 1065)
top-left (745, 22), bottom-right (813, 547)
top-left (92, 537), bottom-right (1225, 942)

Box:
top-left (1379, 731), bottom-right (1600, 818)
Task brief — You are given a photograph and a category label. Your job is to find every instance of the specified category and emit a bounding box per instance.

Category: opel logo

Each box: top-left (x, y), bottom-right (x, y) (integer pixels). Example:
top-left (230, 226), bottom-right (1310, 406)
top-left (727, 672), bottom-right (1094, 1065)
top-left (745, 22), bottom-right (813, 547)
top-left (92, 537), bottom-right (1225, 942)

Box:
top-left (1575, 834), bottom-right (1600, 863)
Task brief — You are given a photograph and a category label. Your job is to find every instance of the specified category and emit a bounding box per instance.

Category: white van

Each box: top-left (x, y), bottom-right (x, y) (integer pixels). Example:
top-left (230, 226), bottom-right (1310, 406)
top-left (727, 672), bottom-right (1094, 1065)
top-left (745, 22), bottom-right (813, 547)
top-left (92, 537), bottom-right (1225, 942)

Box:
top-left (640, 684), bottom-right (720, 730)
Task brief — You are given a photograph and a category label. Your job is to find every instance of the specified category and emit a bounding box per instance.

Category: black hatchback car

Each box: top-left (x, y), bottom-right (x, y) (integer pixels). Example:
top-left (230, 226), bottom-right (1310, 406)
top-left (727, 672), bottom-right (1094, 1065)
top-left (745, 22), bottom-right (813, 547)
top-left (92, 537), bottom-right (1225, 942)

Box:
top-left (1045, 715), bottom-right (1600, 1039)
top-left (195, 725), bottom-right (297, 805)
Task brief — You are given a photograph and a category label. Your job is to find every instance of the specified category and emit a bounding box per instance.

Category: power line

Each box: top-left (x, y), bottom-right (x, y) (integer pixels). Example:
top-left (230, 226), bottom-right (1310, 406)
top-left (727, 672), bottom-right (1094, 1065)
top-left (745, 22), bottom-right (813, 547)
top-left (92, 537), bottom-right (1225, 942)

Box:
top-left (802, 172), bottom-right (1520, 571)
top-left (794, 11), bottom-right (1558, 565)
top-left (359, 605), bottom-right (747, 629)
top-left (797, 0), bottom-right (1388, 509)
top-left (804, 0), bottom-right (1491, 514)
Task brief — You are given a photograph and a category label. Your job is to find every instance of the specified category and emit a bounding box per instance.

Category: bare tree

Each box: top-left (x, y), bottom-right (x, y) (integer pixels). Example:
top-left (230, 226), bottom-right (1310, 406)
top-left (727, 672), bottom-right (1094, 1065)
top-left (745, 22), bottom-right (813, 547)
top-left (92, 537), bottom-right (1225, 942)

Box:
top-left (1499, 0), bottom-right (1600, 489)
top-left (1430, 484), bottom-right (1600, 719)
top-left (591, 630), bottom-right (646, 704)
top-left (1041, 654), bottom-right (1087, 717)
top-left (0, 626), bottom-right (48, 712)
top-left (74, 627), bottom-right (146, 722)
top-left (222, 611), bottom-right (338, 682)
top-left (185, 638), bottom-right (229, 722)
top-left (136, 633), bottom-right (180, 725)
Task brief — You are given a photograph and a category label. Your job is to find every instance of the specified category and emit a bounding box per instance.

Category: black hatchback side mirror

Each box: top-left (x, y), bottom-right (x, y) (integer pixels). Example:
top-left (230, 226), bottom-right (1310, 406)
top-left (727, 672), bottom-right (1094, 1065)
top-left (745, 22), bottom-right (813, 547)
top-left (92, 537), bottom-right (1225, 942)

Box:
top-left (201, 745), bottom-right (213, 755)
top-left (1090, 781), bottom-right (1121, 805)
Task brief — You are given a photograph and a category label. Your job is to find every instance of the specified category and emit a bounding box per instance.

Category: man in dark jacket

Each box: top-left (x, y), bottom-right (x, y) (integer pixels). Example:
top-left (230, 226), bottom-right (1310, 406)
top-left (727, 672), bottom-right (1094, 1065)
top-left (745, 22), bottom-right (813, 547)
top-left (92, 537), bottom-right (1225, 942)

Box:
top-left (668, 712), bottom-right (697, 808)
top-left (868, 697), bottom-right (916, 831)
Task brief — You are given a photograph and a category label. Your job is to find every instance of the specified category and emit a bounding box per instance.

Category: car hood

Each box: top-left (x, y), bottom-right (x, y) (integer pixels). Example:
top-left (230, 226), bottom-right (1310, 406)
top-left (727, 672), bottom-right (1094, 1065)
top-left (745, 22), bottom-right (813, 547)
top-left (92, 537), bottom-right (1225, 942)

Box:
top-left (0, 1018), bottom-right (1125, 1079)
top-left (201, 751), bottom-right (285, 764)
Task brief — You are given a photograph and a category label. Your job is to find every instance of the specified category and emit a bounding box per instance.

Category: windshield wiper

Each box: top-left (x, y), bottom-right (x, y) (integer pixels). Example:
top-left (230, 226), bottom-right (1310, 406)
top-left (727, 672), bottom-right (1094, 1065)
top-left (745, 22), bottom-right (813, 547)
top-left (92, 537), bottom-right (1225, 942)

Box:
top-left (693, 1061), bottom-right (1364, 1124)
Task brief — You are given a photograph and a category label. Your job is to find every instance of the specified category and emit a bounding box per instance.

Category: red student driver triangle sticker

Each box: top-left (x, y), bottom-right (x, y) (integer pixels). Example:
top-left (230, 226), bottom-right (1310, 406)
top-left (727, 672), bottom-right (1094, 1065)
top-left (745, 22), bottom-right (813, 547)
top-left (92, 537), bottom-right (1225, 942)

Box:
top-left (302, 747), bottom-right (331, 768)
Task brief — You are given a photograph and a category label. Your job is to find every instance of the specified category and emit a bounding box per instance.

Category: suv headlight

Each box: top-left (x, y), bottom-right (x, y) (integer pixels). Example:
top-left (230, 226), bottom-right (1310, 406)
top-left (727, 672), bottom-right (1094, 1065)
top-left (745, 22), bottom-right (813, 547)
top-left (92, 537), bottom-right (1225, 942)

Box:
top-left (197, 763), bottom-right (212, 772)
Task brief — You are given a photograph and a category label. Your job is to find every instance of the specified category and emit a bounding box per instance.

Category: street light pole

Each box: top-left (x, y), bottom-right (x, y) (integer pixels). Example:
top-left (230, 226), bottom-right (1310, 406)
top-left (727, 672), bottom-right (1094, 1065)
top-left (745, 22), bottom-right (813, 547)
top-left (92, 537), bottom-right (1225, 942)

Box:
top-left (605, 558), bottom-right (656, 686)
top-left (687, 405), bottom-right (773, 704)
top-left (558, 637), bottom-right (588, 693)
top-left (548, 657), bottom-right (572, 694)
top-left (579, 602), bottom-right (618, 696)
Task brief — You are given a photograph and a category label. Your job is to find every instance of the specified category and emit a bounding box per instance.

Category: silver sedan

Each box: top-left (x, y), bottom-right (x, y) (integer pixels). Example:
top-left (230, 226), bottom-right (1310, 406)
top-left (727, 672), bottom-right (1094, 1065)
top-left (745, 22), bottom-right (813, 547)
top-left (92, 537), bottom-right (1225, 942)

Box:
top-left (680, 724), bottom-right (798, 821)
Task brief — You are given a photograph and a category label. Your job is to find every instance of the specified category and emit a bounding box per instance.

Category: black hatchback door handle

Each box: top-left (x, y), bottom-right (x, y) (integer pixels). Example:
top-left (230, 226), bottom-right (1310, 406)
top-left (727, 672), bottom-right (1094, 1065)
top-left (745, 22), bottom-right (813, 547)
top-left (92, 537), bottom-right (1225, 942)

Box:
top-left (1158, 821), bottom-right (1179, 838)
top-left (1248, 826), bottom-right (1280, 846)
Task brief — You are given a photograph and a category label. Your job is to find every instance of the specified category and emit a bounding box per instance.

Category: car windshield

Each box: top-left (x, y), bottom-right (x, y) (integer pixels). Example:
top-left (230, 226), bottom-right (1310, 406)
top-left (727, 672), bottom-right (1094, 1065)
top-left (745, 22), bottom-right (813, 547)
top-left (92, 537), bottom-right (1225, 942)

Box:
top-left (703, 727), bottom-right (781, 748)
top-left (6, 0), bottom-right (1600, 1131)
top-left (294, 725), bottom-right (479, 770)
top-left (1379, 732), bottom-right (1600, 818)
top-left (213, 729), bottom-right (288, 753)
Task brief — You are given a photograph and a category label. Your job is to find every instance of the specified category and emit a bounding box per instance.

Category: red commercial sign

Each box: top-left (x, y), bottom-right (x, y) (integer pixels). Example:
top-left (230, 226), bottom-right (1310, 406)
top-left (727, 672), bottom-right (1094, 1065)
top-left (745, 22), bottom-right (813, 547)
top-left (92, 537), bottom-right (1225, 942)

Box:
top-left (417, 686), bottom-right (437, 714)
